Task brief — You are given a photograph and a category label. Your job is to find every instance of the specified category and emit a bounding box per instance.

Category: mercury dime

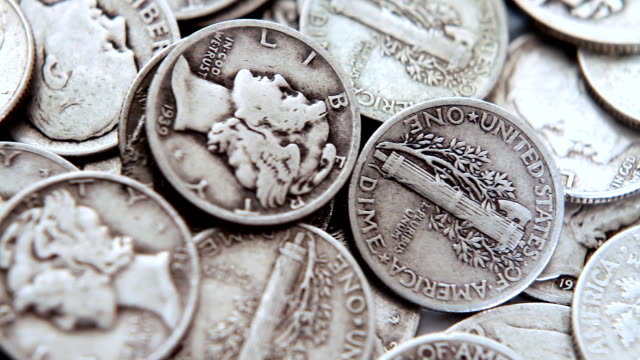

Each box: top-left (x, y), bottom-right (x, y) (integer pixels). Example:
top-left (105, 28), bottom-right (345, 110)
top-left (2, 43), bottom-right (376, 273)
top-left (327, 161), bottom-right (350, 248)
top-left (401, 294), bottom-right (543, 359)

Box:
top-left (573, 225), bottom-right (640, 360)
top-left (146, 20), bottom-right (360, 225)
top-left (0, 0), bottom-right (34, 122)
top-left (512, 0), bottom-right (640, 53)
top-left (300, 0), bottom-right (508, 122)
top-left (378, 332), bottom-right (524, 360)
top-left (174, 224), bottom-right (375, 360)
top-left (526, 196), bottom-right (640, 304)
top-left (0, 142), bottom-right (77, 208)
top-left (447, 303), bottom-right (577, 359)
top-left (491, 34), bottom-right (640, 204)
top-left (349, 98), bottom-right (563, 312)
top-left (578, 50), bottom-right (640, 126)
top-left (10, 0), bottom-right (180, 156)
top-left (0, 172), bottom-right (199, 360)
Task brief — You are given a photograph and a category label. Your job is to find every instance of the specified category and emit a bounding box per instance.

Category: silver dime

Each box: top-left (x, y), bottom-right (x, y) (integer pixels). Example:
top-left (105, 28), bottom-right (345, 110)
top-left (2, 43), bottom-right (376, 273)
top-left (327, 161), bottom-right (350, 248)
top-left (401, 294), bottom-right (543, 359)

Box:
top-left (526, 196), bottom-right (640, 304)
top-left (572, 224), bottom-right (640, 360)
top-left (0, 171), bottom-right (199, 360)
top-left (175, 224), bottom-right (375, 360)
top-left (512, 0), bottom-right (640, 53)
top-left (300, 0), bottom-right (508, 122)
top-left (83, 156), bottom-right (122, 175)
top-left (578, 49), bottom-right (640, 126)
top-left (378, 332), bottom-right (524, 360)
top-left (146, 20), bottom-right (360, 225)
top-left (349, 97), bottom-right (563, 312)
top-left (262, 0), bottom-right (300, 30)
top-left (0, 141), bottom-right (76, 208)
top-left (446, 303), bottom-right (578, 359)
top-left (0, 0), bottom-right (34, 122)
top-left (491, 34), bottom-right (640, 204)
top-left (10, 0), bottom-right (180, 156)
top-left (166, 0), bottom-right (235, 21)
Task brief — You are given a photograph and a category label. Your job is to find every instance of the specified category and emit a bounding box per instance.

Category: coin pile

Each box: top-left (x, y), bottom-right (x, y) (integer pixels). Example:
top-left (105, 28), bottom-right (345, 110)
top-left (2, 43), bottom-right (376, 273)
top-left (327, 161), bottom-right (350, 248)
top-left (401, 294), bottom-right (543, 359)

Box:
top-left (0, 0), bottom-right (638, 359)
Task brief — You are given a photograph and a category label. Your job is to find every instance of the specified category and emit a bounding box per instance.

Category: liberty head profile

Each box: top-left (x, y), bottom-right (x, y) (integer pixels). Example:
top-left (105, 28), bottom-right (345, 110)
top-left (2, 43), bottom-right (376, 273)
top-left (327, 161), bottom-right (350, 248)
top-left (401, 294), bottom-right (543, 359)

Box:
top-left (0, 190), bottom-right (181, 330)
top-left (170, 56), bottom-right (337, 209)
top-left (20, 0), bottom-right (137, 141)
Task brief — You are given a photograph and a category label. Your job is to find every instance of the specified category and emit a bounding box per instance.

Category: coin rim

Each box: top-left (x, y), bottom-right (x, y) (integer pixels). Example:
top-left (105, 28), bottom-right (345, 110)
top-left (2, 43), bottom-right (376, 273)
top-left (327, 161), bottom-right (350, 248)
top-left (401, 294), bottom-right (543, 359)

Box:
top-left (348, 97), bottom-right (565, 312)
top-left (146, 19), bottom-right (361, 226)
top-left (0, 171), bottom-right (199, 360)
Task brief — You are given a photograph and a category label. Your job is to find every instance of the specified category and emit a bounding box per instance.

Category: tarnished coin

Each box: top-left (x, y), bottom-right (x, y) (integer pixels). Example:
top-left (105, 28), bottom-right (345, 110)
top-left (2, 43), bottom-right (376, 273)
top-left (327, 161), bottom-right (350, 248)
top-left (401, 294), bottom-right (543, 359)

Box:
top-left (0, 172), bottom-right (199, 360)
top-left (526, 196), bottom-right (640, 304)
top-left (174, 224), bottom-right (375, 360)
top-left (447, 303), bottom-right (577, 359)
top-left (0, 0), bottom-right (34, 122)
top-left (146, 20), bottom-right (360, 225)
top-left (300, 0), bottom-right (508, 122)
top-left (0, 141), bottom-right (76, 208)
top-left (578, 50), bottom-right (640, 126)
top-left (10, 0), bottom-right (180, 156)
top-left (573, 224), bottom-right (640, 360)
top-left (491, 34), bottom-right (640, 204)
top-left (512, 0), bottom-right (640, 53)
top-left (262, 0), bottom-right (299, 29)
top-left (378, 332), bottom-right (524, 360)
top-left (349, 98), bottom-right (563, 312)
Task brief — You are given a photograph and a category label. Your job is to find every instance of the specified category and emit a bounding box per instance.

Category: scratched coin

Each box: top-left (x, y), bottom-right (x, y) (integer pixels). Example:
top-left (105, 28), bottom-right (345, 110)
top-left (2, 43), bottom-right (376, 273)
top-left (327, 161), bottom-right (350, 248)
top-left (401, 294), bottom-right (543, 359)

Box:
top-left (10, 0), bottom-right (180, 156)
top-left (146, 20), bottom-right (360, 225)
top-left (300, 0), bottom-right (508, 122)
top-left (572, 224), bottom-right (640, 360)
top-left (578, 49), bottom-right (640, 126)
top-left (447, 303), bottom-right (577, 359)
top-left (349, 98), bottom-right (563, 312)
top-left (491, 34), bottom-right (640, 204)
top-left (0, 141), bottom-right (77, 209)
top-left (173, 224), bottom-right (374, 360)
top-left (378, 332), bottom-right (524, 360)
top-left (0, 171), bottom-right (199, 360)
top-left (526, 196), bottom-right (640, 304)
top-left (0, 0), bottom-right (34, 122)
top-left (512, 0), bottom-right (640, 53)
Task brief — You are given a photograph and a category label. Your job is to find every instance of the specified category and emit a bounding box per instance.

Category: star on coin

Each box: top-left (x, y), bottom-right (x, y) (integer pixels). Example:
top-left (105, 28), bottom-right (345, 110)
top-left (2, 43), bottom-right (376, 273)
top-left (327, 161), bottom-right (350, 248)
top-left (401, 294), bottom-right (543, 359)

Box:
top-left (468, 111), bottom-right (479, 122)
top-left (378, 253), bottom-right (391, 264)
top-left (38, 168), bottom-right (50, 177)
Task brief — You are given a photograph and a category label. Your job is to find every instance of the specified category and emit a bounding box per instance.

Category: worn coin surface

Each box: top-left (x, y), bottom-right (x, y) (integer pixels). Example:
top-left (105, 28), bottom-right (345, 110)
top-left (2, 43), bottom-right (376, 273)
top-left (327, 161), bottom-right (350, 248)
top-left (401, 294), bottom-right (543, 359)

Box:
top-left (187, 0), bottom-right (272, 26)
top-left (491, 34), bottom-right (640, 204)
top-left (165, 0), bottom-right (235, 21)
top-left (300, 0), bottom-right (508, 122)
top-left (512, 0), bottom-right (640, 53)
top-left (526, 197), bottom-right (640, 304)
top-left (0, 142), bottom-right (77, 208)
top-left (578, 50), bottom-right (640, 126)
top-left (262, 0), bottom-right (299, 29)
top-left (447, 303), bottom-right (577, 359)
top-left (146, 20), bottom-right (360, 225)
top-left (0, 171), bottom-right (199, 360)
top-left (10, 0), bottom-right (180, 156)
top-left (378, 332), bottom-right (524, 360)
top-left (572, 225), bottom-right (640, 360)
top-left (174, 224), bottom-right (375, 360)
top-left (0, 0), bottom-right (34, 122)
top-left (349, 98), bottom-right (563, 312)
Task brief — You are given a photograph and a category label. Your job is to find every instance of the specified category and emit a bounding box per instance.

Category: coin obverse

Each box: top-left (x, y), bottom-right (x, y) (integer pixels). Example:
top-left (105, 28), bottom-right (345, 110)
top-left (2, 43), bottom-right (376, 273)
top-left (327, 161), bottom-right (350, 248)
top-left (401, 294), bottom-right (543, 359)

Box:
top-left (578, 49), bottom-right (640, 127)
top-left (378, 332), bottom-right (524, 360)
top-left (447, 303), bottom-right (577, 360)
top-left (146, 20), bottom-right (360, 225)
top-left (11, 0), bottom-right (180, 156)
top-left (0, 0), bottom-right (34, 122)
top-left (526, 196), bottom-right (640, 304)
top-left (349, 98), bottom-right (564, 312)
top-left (0, 172), bottom-right (199, 360)
top-left (175, 224), bottom-right (375, 360)
top-left (512, 0), bottom-right (640, 53)
top-left (491, 34), bottom-right (640, 204)
top-left (0, 141), bottom-right (77, 208)
top-left (300, 0), bottom-right (508, 122)
top-left (572, 225), bottom-right (640, 360)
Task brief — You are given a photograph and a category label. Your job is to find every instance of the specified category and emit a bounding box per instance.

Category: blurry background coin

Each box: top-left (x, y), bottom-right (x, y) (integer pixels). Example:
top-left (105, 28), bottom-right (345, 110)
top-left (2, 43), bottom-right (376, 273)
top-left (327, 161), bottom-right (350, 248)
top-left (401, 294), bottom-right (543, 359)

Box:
top-left (0, 172), bottom-right (199, 360)
top-left (167, 0), bottom-right (235, 21)
top-left (0, 0), bottom-right (34, 122)
top-left (300, 0), bottom-right (508, 122)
